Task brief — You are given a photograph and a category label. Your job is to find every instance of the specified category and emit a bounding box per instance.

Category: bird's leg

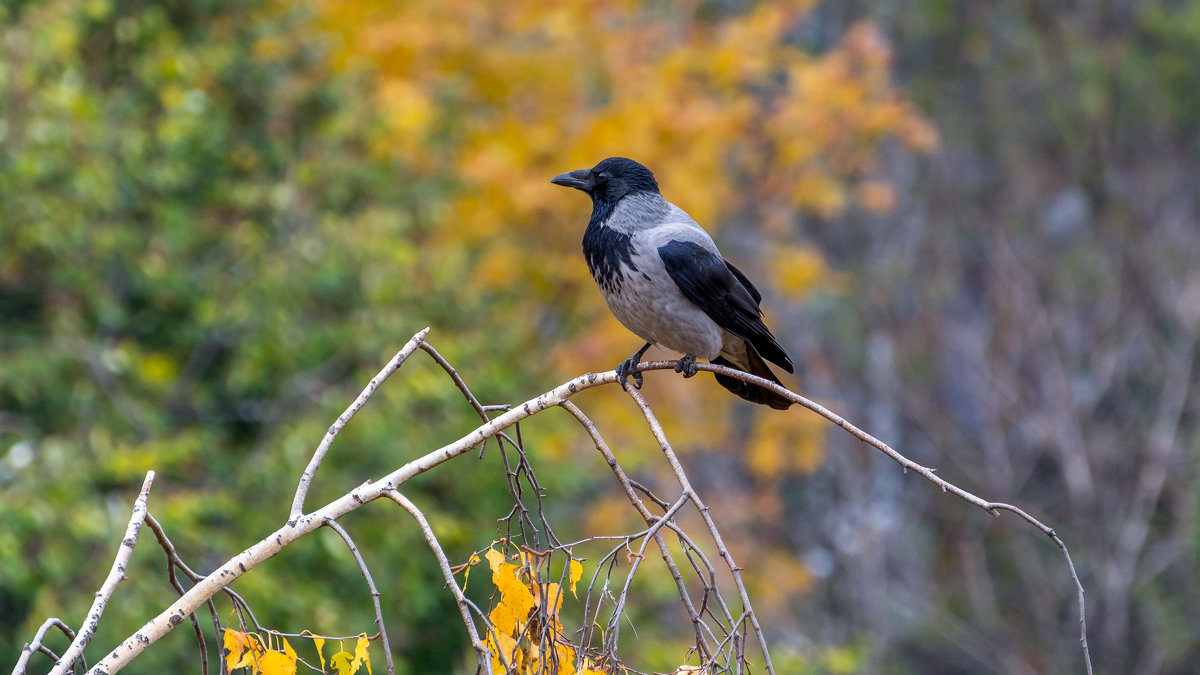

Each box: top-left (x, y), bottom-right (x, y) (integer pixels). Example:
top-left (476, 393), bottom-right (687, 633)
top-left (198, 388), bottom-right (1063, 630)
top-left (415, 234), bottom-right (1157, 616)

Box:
top-left (674, 354), bottom-right (698, 378)
top-left (615, 342), bottom-right (652, 390)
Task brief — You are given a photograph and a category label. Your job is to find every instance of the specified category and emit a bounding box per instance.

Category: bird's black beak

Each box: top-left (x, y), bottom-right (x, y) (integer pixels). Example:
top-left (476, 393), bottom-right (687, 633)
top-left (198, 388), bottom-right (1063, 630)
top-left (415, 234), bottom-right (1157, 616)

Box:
top-left (551, 169), bottom-right (591, 191)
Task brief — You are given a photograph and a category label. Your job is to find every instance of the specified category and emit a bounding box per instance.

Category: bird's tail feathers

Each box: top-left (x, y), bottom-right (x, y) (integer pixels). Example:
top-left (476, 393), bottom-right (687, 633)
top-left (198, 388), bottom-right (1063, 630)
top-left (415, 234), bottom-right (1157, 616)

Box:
top-left (711, 347), bottom-right (793, 410)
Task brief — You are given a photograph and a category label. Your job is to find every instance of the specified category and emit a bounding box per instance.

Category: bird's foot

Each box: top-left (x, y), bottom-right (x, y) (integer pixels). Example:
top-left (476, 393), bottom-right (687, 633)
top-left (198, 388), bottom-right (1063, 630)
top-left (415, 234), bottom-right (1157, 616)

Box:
top-left (675, 354), bottom-right (698, 378)
top-left (616, 342), bottom-right (652, 390)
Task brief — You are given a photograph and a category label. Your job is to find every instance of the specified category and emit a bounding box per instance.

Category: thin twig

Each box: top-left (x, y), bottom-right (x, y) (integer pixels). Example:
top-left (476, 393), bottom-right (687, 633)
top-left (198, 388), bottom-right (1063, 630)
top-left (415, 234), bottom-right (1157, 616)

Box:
top-left (289, 328), bottom-right (430, 522)
top-left (605, 496), bottom-right (689, 652)
top-left (49, 471), bottom-right (155, 675)
top-left (322, 519), bottom-right (395, 675)
top-left (12, 618), bottom-right (77, 675)
top-left (559, 401), bottom-right (716, 660)
top-left (384, 491), bottom-right (493, 674)
top-left (623, 386), bottom-right (774, 675)
top-left (143, 513), bottom-right (222, 675)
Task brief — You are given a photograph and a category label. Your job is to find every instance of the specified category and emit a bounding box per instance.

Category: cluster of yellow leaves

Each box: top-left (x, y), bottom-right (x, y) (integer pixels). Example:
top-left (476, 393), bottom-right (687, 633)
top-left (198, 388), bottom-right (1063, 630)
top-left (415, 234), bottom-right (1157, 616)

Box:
top-left (474, 546), bottom-right (597, 675)
top-left (223, 628), bottom-right (371, 675)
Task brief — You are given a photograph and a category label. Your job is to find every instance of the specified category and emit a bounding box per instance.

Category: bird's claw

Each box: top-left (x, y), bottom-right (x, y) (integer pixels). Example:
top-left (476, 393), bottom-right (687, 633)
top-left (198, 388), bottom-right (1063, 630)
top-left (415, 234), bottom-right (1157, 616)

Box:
top-left (675, 354), bottom-right (698, 378)
top-left (616, 358), bottom-right (644, 390)
top-left (615, 342), bottom-right (651, 391)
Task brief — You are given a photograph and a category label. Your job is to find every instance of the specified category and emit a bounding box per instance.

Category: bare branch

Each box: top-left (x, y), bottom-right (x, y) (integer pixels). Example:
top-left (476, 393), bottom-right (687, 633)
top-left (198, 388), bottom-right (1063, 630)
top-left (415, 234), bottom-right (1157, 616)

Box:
top-left (143, 513), bottom-right (221, 675)
top-left (322, 519), bottom-right (395, 675)
top-left (85, 365), bottom-right (627, 674)
top-left (629, 359), bottom-right (1093, 674)
top-left (49, 339), bottom-right (1087, 675)
top-left (558, 401), bottom-right (716, 660)
top-left (384, 490), bottom-right (493, 674)
top-left (289, 328), bottom-right (430, 522)
top-left (623, 386), bottom-right (773, 675)
top-left (12, 618), bottom-right (78, 675)
top-left (48, 471), bottom-right (155, 675)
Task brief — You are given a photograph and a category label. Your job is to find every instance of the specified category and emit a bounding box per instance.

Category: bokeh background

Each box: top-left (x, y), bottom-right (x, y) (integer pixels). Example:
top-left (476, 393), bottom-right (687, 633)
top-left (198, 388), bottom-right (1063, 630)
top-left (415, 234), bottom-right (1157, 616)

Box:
top-left (3, 0), bottom-right (1199, 673)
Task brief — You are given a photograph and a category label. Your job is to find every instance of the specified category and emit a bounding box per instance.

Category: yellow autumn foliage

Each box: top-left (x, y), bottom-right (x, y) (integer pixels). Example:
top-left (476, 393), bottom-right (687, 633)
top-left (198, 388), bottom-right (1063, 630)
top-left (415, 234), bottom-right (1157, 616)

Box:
top-left (479, 546), bottom-right (602, 674)
top-left (312, 1), bottom-right (933, 443)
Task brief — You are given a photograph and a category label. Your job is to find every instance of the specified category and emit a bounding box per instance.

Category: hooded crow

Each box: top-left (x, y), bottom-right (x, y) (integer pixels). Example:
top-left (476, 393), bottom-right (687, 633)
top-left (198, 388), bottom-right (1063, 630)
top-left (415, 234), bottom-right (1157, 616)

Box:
top-left (552, 157), bottom-right (794, 409)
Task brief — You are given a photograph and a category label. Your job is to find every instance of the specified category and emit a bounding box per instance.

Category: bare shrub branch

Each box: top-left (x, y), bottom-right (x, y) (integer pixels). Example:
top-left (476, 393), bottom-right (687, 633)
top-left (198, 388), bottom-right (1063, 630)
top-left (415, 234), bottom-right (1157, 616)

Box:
top-left (13, 332), bottom-right (1090, 675)
top-left (289, 328), bottom-right (430, 522)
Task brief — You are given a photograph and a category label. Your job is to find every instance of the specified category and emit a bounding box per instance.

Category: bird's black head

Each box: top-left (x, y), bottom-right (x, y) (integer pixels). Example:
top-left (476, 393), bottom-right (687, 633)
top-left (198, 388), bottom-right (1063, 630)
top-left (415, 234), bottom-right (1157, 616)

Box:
top-left (551, 157), bottom-right (660, 205)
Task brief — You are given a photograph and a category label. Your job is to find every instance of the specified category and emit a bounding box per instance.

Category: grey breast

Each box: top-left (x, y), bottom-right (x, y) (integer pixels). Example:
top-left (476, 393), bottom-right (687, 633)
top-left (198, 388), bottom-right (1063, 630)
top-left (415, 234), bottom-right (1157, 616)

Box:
top-left (599, 196), bottom-right (725, 358)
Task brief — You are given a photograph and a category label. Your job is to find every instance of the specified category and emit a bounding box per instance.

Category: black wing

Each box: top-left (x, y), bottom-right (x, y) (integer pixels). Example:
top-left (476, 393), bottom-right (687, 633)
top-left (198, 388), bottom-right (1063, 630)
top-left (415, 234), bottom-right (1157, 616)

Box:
top-left (658, 240), bottom-right (793, 373)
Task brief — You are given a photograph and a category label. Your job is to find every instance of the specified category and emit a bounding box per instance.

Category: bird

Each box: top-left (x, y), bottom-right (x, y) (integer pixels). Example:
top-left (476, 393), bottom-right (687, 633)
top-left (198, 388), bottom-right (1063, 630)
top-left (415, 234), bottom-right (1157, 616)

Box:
top-left (551, 157), bottom-right (794, 409)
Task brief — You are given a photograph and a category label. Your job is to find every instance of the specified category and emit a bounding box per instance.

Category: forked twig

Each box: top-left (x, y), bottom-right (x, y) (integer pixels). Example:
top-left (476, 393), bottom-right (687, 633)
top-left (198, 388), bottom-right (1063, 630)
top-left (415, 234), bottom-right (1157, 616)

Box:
top-left (13, 619), bottom-right (79, 675)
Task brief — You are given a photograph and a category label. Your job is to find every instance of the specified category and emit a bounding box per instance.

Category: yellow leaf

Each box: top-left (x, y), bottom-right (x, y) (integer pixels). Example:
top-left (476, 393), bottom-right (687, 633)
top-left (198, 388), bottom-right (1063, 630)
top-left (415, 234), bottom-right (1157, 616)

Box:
top-left (223, 628), bottom-right (246, 671)
top-left (484, 548), bottom-right (506, 575)
top-left (281, 638), bottom-right (296, 662)
top-left (311, 635), bottom-right (326, 672)
top-left (228, 631), bottom-right (265, 671)
top-left (532, 581), bottom-right (564, 621)
top-left (568, 559), bottom-right (583, 598)
top-left (258, 650), bottom-right (297, 675)
top-left (353, 634), bottom-right (372, 675)
top-left (462, 553), bottom-right (481, 590)
top-left (485, 630), bottom-right (520, 673)
top-left (330, 650), bottom-right (355, 675)
top-left (485, 548), bottom-right (536, 635)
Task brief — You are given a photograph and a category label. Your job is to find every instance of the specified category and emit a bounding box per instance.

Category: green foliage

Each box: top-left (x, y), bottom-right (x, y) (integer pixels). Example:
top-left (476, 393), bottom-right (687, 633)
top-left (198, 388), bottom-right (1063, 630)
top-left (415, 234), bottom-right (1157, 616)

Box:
top-left (0, 1), bottom-right (557, 671)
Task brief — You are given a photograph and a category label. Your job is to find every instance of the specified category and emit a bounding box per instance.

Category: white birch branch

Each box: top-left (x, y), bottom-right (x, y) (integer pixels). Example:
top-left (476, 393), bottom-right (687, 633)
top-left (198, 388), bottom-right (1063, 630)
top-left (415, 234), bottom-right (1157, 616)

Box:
top-left (48, 471), bottom-right (155, 675)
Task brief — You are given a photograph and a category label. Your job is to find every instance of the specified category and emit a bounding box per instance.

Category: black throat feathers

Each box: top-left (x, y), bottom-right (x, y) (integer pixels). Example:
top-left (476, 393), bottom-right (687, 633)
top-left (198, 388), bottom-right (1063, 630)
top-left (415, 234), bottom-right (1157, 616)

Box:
top-left (583, 204), bottom-right (638, 294)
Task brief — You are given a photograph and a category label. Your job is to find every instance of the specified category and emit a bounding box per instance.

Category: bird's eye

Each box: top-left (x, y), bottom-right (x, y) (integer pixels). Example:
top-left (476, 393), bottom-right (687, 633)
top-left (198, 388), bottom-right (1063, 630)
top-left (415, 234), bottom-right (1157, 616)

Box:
top-left (596, 172), bottom-right (609, 184)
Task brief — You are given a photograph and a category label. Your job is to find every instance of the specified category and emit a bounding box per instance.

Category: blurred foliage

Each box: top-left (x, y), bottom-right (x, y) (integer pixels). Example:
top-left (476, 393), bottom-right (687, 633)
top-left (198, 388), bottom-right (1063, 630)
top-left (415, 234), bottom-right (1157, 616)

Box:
top-left (0, 0), bottom-right (929, 672)
top-left (13, 0), bottom-right (1200, 672)
top-left (0, 0), bottom-right (535, 671)
top-left (783, 1), bottom-right (1200, 673)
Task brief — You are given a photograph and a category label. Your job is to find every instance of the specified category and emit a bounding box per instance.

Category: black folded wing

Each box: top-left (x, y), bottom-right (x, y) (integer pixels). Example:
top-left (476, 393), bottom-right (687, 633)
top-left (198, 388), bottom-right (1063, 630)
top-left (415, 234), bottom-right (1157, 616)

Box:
top-left (658, 240), bottom-right (793, 373)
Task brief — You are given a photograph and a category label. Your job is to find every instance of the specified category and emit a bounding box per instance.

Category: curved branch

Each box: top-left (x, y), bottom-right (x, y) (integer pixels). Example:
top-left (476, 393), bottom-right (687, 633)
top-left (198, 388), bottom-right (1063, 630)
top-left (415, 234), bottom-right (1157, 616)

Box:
top-left (384, 490), bottom-right (492, 675)
top-left (628, 359), bottom-right (1093, 674)
top-left (322, 520), bottom-right (394, 675)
